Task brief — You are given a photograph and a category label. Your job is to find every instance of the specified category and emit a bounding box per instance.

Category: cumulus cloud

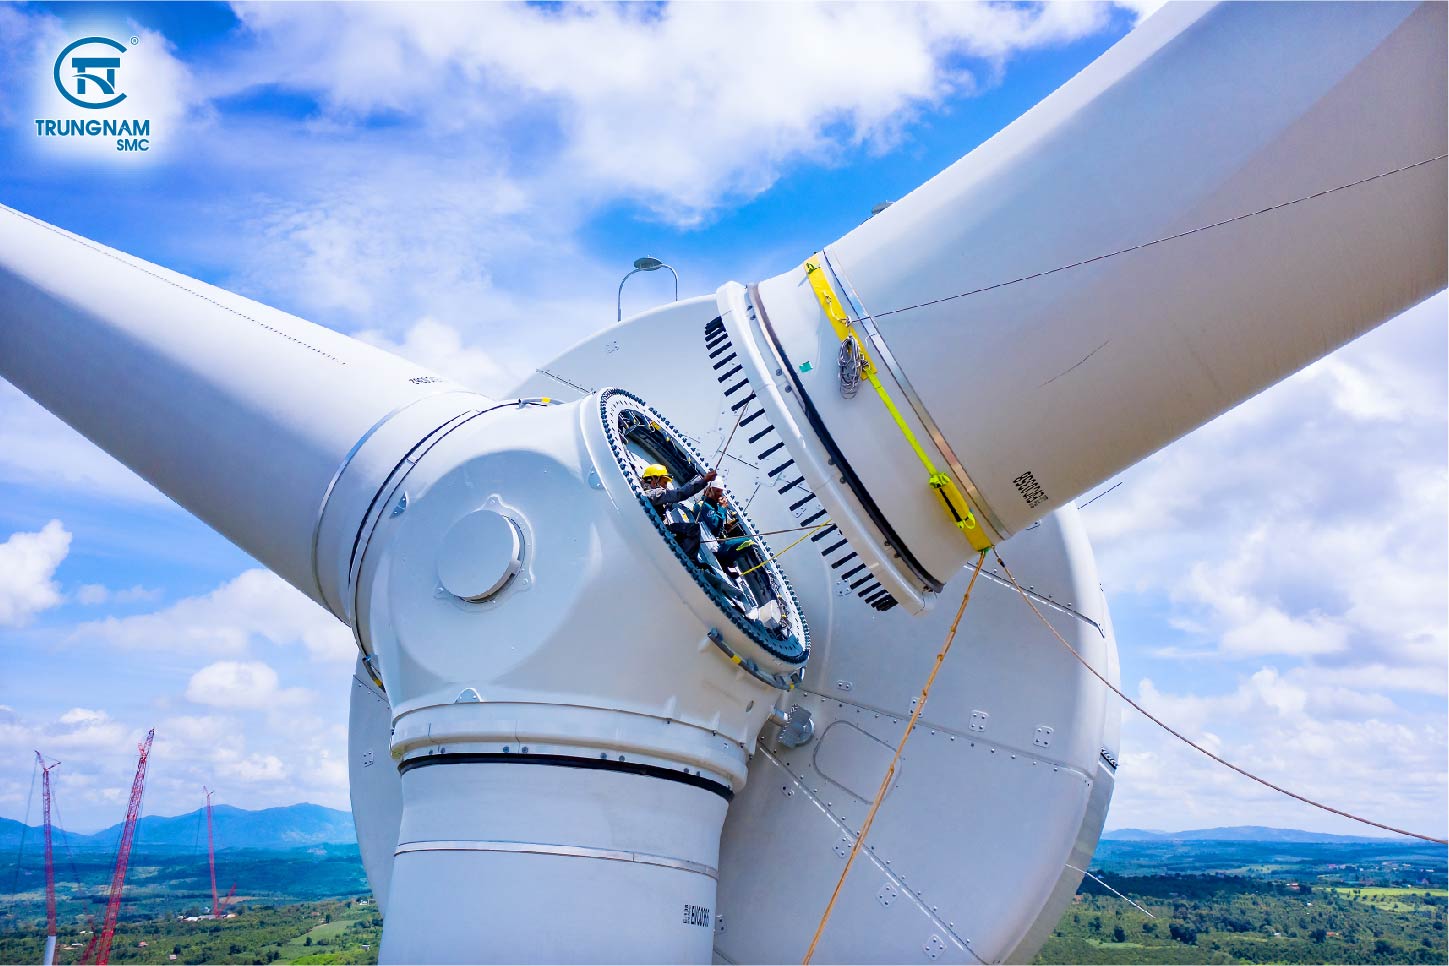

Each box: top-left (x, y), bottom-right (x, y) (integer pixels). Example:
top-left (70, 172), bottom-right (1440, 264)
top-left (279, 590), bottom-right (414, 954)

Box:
top-left (0, 383), bottom-right (166, 506)
top-left (0, 698), bottom-right (353, 830)
top-left (0, 520), bottom-right (71, 627)
top-left (1087, 294), bottom-right (1446, 666)
top-left (356, 317), bottom-right (515, 396)
top-left (74, 583), bottom-right (163, 606)
top-left (72, 568), bottom-right (353, 662)
top-left (1088, 294), bottom-right (1447, 835)
top-left (167, 1), bottom-right (1126, 367)
top-left (1112, 668), bottom-right (1447, 838)
top-left (221, 2), bottom-right (1115, 221)
top-left (185, 659), bottom-right (313, 710)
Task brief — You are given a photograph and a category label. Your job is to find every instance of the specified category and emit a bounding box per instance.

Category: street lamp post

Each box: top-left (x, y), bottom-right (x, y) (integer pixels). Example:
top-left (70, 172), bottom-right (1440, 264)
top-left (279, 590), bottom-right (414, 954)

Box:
top-left (617, 256), bottom-right (679, 321)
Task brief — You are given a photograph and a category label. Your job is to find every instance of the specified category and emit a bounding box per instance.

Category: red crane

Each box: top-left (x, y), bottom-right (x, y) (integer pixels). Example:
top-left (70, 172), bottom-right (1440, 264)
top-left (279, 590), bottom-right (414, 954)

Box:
top-left (81, 729), bottom-right (153, 966)
top-left (203, 787), bottom-right (219, 918)
top-left (35, 751), bottom-right (61, 966)
top-left (201, 787), bottom-right (236, 918)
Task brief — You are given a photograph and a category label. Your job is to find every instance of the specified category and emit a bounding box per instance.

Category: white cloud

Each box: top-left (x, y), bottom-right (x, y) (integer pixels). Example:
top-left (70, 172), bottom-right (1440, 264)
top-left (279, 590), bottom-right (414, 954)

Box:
top-left (0, 519), bottom-right (71, 627)
top-left (58, 707), bottom-right (109, 726)
top-left (1110, 0), bottom-right (1168, 20)
top-left (1087, 294), bottom-right (1447, 669)
top-left (0, 706), bottom-right (131, 770)
top-left (74, 583), bottom-right (162, 606)
top-left (356, 317), bottom-right (514, 396)
top-left (185, 660), bottom-right (290, 709)
top-left (185, 659), bottom-right (313, 710)
top-left (0, 383), bottom-right (166, 505)
top-left (222, 2), bottom-right (1115, 222)
top-left (1111, 668), bottom-right (1447, 838)
top-left (1087, 295), bottom-right (1447, 835)
top-left (72, 568), bottom-right (354, 663)
top-left (212, 747), bottom-right (288, 783)
top-left (0, 699), bottom-right (353, 830)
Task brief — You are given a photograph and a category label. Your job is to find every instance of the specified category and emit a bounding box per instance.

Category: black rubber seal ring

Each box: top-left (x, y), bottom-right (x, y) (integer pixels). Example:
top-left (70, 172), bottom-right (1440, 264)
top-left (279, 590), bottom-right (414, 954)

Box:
top-left (748, 284), bottom-right (944, 593)
top-left (397, 752), bottom-right (734, 801)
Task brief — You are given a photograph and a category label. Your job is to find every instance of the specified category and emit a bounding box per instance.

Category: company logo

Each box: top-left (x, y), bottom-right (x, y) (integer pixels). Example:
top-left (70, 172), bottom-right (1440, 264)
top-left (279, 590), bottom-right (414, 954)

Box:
top-left (54, 36), bottom-right (129, 110)
top-left (36, 34), bottom-right (152, 153)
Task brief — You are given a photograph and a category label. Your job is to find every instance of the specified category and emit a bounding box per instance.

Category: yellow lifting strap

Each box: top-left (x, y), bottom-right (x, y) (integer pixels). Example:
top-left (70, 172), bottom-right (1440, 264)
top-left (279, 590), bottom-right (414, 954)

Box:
top-left (803, 256), bottom-right (992, 552)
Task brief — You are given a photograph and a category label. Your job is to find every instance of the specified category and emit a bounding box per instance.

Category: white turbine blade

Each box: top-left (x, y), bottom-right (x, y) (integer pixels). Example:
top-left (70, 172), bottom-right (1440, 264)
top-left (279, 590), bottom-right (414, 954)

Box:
top-left (0, 206), bottom-right (494, 616)
top-left (742, 1), bottom-right (1446, 605)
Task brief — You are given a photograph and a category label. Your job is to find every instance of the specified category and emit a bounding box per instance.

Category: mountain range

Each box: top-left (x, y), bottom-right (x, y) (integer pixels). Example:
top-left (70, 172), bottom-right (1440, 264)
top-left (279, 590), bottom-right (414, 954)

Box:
top-left (2, 806), bottom-right (1400, 854)
top-left (0, 803), bottom-right (355, 853)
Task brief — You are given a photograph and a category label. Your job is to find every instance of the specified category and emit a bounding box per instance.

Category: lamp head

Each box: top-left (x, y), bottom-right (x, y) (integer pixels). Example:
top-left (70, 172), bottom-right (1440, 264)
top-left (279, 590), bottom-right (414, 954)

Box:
top-left (632, 256), bottom-right (665, 271)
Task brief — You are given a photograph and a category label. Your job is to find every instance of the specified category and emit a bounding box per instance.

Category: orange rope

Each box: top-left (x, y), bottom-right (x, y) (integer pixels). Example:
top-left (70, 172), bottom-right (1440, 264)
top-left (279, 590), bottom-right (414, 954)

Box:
top-left (992, 551), bottom-right (1448, 847)
top-left (713, 401), bottom-right (748, 469)
top-left (802, 551), bottom-right (989, 963)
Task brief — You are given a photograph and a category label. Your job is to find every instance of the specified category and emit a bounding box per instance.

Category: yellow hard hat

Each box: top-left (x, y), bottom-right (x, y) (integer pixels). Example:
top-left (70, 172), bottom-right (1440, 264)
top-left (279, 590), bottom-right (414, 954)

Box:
top-left (642, 463), bottom-right (671, 482)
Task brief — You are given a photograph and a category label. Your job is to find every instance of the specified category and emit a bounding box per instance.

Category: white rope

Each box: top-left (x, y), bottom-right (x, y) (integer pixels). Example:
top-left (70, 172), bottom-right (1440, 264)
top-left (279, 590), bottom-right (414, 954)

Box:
top-left (993, 551), bottom-right (1448, 846)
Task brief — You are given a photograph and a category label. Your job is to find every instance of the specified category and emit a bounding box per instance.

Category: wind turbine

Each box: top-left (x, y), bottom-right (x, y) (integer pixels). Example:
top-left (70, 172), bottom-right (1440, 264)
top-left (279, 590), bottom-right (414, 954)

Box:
top-left (1, 3), bottom-right (1442, 963)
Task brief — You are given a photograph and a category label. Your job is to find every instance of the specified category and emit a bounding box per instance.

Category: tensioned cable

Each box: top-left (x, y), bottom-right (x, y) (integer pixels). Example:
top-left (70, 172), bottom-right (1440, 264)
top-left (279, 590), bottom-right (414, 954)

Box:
top-left (713, 401), bottom-right (749, 469)
top-left (0, 204), bottom-right (343, 363)
top-left (803, 551), bottom-right (989, 963)
top-left (1078, 480), bottom-right (1123, 510)
top-left (1066, 863), bottom-right (1156, 919)
top-left (48, 787), bottom-right (83, 890)
top-left (738, 522), bottom-right (837, 539)
top-left (737, 522), bottom-right (834, 578)
top-left (8, 756), bottom-right (38, 893)
top-left (993, 550), bottom-right (1448, 846)
top-left (841, 154), bottom-right (1448, 325)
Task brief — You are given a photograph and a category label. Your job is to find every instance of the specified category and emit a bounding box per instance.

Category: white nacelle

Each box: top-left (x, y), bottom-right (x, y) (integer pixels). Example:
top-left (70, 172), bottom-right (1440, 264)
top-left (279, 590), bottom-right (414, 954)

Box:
top-left (336, 391), bottom-right (807, 962)
top-left (4, 3), bottom-right (1445, 964)
top-left (352, 293), bottom-right (1126, 963)
top-left (0, 203), bottom-right (813, 963)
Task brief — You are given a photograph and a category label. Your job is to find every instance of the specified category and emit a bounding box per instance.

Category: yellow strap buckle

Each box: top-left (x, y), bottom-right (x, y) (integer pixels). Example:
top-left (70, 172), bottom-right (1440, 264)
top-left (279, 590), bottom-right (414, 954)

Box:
top-left (804, 255), bottom-right (991, 552)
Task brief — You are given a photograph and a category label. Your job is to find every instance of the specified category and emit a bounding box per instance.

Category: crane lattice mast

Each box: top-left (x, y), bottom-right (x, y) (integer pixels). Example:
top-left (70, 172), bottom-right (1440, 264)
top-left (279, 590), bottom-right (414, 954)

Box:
top-left (85, 729), bottom-right (154, 966)
top-left (203, 787), bottom-right (219, 918)
top-left (35, 751), bottom-right (61, 966)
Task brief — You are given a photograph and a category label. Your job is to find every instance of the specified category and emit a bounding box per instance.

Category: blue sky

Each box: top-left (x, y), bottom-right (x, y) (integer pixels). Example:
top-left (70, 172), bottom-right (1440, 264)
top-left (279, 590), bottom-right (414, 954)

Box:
top-left (0, 1), bottom-right (1444, 841)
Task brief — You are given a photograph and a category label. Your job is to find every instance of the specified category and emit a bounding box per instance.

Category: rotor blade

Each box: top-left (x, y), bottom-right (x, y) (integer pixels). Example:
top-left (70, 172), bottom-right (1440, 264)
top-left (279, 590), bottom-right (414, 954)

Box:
top-left (748, 0), bottom-right (1446, 596)
top-left (0, 206), bottom-right (493, 617)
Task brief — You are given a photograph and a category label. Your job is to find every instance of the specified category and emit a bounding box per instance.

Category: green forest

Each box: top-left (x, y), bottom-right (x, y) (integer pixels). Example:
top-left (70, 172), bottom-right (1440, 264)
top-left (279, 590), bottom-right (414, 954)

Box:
top-left (0, 899), bottom-right (378, 966)
top-left (1, 838), bottom-right (1445, 963)
top-left (1035, 876), bottom-right (1447, 964)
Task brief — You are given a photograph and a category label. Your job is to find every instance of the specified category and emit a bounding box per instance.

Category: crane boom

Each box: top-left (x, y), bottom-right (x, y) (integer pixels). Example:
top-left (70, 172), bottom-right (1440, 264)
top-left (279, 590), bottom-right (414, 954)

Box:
top-left (203, 787), bottom-right (219, 919)
top-left (218, 883), bottom-right (237, 918)
top-left (35, 752), bottom-right (60, 966)
top-left (91, 729), bottom-right (154, 966)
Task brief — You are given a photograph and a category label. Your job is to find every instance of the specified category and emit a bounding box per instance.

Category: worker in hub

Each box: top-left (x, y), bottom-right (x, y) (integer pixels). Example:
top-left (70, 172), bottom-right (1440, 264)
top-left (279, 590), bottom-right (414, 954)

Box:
top-left (642, 462), bottom-right (715, 559)
top-left (641, 464), bottom-right (744, 604)
top-left (696, 485), bottom-right (754, 571)
top-left (697, 485), bottom-right (784, 626)
top-left (693, 484), bottom-right (758, 610)
top-left (641, 463), bottom-right (715, 523)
